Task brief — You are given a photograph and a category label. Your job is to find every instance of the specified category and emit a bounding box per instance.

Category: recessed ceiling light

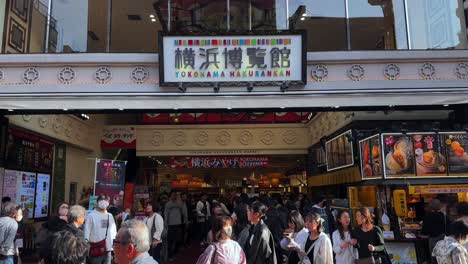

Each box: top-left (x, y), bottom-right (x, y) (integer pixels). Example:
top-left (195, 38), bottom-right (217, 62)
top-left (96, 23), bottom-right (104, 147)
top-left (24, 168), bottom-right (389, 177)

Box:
top-left (443, 104), bottom-right (449, 107)
top-left (7, 109), bottom-right (13, 112)
top-left (63, 108), bottom-right (68, 111)
top-left (227, 107), bottom-right (232, 110)
top-left (174, 108), bottom-right (178, 110)
top-left (151, 18), bottom-right (156, 22)
top-left (118, 108), bottom-right (124, 111)
top-left (149, 14), bottom-right (155, 18)
top-left (334, 106), bottom-right (340, 108)
top-left (300, 17), bottom-right (305, 21)
top-left (280, 106), bottom-right (285, 109)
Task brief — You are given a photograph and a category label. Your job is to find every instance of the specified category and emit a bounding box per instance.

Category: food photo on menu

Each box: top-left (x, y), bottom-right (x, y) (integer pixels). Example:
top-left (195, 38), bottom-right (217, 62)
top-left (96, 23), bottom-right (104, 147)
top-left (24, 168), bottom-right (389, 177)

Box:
top-left (413, 134), bottom-right (448, 176)
top-left (360, 135), bottom-right (383, 178)
top-left (383, 134), bottom-right (416, 177)
top-left (446, 133), bottom-right (468, 174)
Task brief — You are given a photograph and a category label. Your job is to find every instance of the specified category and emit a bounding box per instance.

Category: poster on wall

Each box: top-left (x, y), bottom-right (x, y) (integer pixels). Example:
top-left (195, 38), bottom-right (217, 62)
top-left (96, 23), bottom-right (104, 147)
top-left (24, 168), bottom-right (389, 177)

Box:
top-left (445, 133), bottom-right (468, 175)
top-left (101, 126), bottom-right (136, 148)
top-left (359, 134), bottom-right (383, 179)
top-left (17, 171), bottom-right (36, 219)
top-left (2, 169), bottom-right (19, 202)
top-left (34, 173), bottom-right (50, 218)
top-left (382, 134), bottom-right (416, 177)
top-left (326, 130), bottom-right (354, 171)
top-left (5, 128), bottom-right (54, 172)
top-left (94, 159), bottom-right (126, 210)
top-left (411, 133), bottom-right (448, 176)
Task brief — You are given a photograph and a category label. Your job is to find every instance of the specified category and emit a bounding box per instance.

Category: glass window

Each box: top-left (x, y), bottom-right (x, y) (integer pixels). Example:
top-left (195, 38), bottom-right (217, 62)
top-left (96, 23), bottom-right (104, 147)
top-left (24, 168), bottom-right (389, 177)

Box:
top-left (288, 0), bottom-right (347, 51)
top-left (348, 0), bottom-right (396, 50)
top-left (406, 0), bottom-right (468, 49)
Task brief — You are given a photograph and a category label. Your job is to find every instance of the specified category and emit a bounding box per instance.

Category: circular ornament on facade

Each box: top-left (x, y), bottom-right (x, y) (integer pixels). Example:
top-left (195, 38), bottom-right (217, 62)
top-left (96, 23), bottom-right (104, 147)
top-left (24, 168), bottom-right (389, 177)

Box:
top-left (171, 131), bottom-right (187, 146)
top-left (64, 121), bottom-right (72, 137)
top-left (347, 64), bottom-right (365, 81)
top-left (22, 115), bottom-right (32, 122)
top-left (419, 63), bottom-right (435, 79)
top-left (194, 131), bottom-right (209, 146)
top-left (58, 67), bottom-right (76, 84)
top-left (23, 67), bottom-right (39, 84)
top-left (384, 64), bottom-right (400, 80)
top-left (39, 117), bottom-right (48, 128)
top-left (216, 131), bottom-right (231, 145)
top-left (131, 66), bottom-right (149, 84)
top-left (53, 117), bottom-right (63, 133)
top-left (239, 131), bottom-right (253, 145)
top-left (95, 66), bottom-right (112, 83)
top-left (283, 130), bottom-right (298, 144)
top-left (260, 130), bottom-right (274, 145)
top-left (0, 69), bottom-right (4, 81)
top-left (455, 62), bottom-right (468, 79)
top-left (311, 64), bottom-right (328, 82)
top-left (151, 132), bottom-right (164, 146)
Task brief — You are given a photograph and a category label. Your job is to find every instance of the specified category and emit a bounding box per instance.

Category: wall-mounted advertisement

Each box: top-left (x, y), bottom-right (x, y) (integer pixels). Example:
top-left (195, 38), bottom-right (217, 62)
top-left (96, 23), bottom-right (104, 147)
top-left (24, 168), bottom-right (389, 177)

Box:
top-left (411, 133), bottom-right (448, 176)
top-left (17, 171), bottom-right (36, 219)
top-left (326, 130), bottom-right (354, 171)
top-left (3, 169), bottom-right (19, 202)
top-left (445, 133), bottom-right (468, 175)
top-left (35, 173), bottom-right (50, 218)
top-left (382, 134), bottom-right (416, 178)
top-left (160, 33), bottom-right (306, 86)
top-left (359, 134), bottom-right (383, 179)
top-left (94, 159), bottom-right (126, 210)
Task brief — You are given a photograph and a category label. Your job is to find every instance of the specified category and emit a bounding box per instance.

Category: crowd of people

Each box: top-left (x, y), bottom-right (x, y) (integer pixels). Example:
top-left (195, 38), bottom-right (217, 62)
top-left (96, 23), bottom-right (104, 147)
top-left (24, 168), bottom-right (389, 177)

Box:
top-left (0, 192), bottom-right (467, 264)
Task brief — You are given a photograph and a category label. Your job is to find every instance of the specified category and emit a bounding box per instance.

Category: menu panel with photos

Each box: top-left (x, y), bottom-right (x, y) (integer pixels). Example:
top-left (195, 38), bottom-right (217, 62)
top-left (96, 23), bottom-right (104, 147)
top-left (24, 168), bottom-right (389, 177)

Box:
top-left (2, 170), bottom-right (20, 202)
top-left (445, 133), bottom-right (468, 175)
top-left (383, 134), bottom-right (416, 177)
top-left (35, 173), bottom-right (50, 218)
top-left (360, 135), bottom-right (383, 179)
top-left (412, 133), bottom-right (448, 176)
top-left (17, 171), bottom-right (36, 219)
top-left (326, 130), bottom-right (354, 171)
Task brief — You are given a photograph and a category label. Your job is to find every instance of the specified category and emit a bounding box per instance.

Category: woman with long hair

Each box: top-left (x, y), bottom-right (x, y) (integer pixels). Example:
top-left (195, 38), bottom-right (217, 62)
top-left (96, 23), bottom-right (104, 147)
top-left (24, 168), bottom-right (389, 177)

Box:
top-left (280, 210), bottom-right (308, 264)
top-left (332, 210), bottom-right (356, 264)
top-left (196, 216), bottom-right (246, 264)
top-left (244, 202), bottom-right (277, 264)
top-left (350, 207), bottom-right (387, 264)
top-left (232, 204), bottom-right (250, 249)
top-left (289, 212), bottom-right (333, 264)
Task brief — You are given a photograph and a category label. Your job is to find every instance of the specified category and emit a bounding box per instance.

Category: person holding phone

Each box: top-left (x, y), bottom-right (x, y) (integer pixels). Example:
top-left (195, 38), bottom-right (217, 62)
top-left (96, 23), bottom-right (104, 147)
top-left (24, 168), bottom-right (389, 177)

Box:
top-left (280, 210), bottom-right (308, 264)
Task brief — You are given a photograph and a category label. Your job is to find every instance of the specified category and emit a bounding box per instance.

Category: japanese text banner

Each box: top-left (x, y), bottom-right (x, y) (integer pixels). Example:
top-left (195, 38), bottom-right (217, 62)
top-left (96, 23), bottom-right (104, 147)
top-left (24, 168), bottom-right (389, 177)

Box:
top-left (170, 156), bottom-right (269, 169)
top-left (101, 126), bottom-right (136, 148)
top-left (161, 34), bottom-right (304, 84)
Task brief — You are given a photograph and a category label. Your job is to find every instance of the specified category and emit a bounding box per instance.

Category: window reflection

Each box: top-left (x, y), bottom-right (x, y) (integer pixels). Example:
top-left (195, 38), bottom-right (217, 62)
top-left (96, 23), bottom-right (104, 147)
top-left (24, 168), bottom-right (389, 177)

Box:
top-left (406, 0), bottom-right (468, 49)
top-left (348, 0), bottom-right (396, 50)
top-left (289, 0), bottom-right (347, 51)
top-left (51, 0), bottom-right (89, 52)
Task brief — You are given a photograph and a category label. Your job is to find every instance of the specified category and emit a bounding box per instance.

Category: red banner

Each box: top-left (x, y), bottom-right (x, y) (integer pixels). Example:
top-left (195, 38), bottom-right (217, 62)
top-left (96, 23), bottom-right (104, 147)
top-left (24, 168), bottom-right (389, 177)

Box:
top-left (170, 156), bottom-right (269, 169)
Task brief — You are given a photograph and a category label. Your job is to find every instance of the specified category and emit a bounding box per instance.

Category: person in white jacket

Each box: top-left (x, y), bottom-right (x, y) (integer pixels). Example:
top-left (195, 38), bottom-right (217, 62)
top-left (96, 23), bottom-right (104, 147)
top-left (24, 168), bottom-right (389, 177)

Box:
top-left (289, 212), bottom-right (333, 264)
top-left (144, 202), bottom-right (164, 262)
top-left (196, 194), bottom-right (211, 245)
top-left (332, 210), bottom-right (356, 264)
top-left (280, 210), bottom-right (309, 264)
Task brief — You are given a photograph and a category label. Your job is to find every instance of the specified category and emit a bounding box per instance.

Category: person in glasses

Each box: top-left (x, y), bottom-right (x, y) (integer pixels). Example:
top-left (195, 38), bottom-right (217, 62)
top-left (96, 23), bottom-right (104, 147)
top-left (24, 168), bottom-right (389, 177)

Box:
top-left (113, 219), bottom-right (158, 264)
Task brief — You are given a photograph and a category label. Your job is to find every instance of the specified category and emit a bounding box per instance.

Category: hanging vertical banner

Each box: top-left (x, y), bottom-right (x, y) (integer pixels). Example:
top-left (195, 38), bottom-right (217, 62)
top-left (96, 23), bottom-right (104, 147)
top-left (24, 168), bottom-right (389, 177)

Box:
top-left (94, 159), bottom-right (126, 210)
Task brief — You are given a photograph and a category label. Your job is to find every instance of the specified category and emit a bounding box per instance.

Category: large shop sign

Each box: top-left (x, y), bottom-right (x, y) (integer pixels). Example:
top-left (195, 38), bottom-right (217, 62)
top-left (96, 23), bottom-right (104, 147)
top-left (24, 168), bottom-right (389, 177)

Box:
top-left (170, 156), bottom-right (269, 169)
top-left (159, 33), bottom-right (306, 86)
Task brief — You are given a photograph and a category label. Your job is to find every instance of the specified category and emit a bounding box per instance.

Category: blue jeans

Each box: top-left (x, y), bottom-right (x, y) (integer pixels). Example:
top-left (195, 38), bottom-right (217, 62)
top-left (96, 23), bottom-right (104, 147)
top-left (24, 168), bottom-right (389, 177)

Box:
top-left (0, 255), bottom-right (14, 264)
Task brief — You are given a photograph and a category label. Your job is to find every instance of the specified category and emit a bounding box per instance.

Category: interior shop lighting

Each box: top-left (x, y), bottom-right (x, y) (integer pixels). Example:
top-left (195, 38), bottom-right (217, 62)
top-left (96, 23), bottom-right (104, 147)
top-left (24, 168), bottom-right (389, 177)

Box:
top-left (118, 108), bottom-right (124, 111)
top-left (334, 106), bottom-right (340, 109)
top-left (151, 18), bottom-right (157, 22)
top-left (149, 14), bottom-right (155, 18)
top-left (63, 108), bottom-right (68, 111)
top-left (77, 113), bottom-right (90, 120)
top-left (443, 104), bottom-right (449, 107)
top-left (7, 109), bottom-right (13, 112)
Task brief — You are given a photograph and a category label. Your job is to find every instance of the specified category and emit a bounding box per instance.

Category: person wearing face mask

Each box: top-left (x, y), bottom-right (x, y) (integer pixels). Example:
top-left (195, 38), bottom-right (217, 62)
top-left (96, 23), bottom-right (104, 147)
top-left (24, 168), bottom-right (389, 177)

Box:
top-left (84, 194), bottom-right (117, 264)
top-left (196, 216), bottom-right (246, 264)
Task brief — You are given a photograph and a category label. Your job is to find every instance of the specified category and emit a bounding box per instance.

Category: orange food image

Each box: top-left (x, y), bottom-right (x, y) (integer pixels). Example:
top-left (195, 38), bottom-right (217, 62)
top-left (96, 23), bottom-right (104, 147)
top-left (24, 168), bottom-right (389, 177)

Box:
top-left (455, 147), bottom-right (465, 157)
top-left (451, 141), bottom-right (461, 150)
top-left (372, 146), bottom-right (379, 157)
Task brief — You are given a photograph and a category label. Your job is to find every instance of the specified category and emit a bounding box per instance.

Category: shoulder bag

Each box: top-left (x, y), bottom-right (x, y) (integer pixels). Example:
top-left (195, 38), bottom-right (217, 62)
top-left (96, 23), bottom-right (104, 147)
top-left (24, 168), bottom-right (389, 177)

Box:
top-left (210, 243), bottom-right (218, 264)
top-left (89, 215), bottom-right (109, 257)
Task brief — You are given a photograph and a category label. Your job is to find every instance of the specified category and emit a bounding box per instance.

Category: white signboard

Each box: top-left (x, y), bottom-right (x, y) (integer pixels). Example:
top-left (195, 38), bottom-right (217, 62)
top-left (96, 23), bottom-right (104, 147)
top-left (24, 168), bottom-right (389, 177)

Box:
top-left (35, 173), bottom-right (50, 218)
top-left (160, 34), bottom-right (305, 85)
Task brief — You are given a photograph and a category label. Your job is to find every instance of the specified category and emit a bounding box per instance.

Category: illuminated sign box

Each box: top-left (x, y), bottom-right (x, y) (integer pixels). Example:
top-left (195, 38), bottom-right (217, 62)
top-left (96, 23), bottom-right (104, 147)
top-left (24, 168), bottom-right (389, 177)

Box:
top-left (159, 32), bottom-right (306, 86)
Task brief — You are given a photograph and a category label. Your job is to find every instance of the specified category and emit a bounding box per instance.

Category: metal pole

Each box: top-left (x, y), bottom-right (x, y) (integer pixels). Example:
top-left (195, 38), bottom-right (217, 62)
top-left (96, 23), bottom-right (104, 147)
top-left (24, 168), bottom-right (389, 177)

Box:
top-left (403, 0), bottom-right (411, 49)
top-left (249, 0), bottom-right (252, 31)
top-left (168, 0), bottom-right (171, 32)
top-left (106, 0), bottom-right (112, 52)
top-left (345, 0), bottom-right (351, 50)
top-left (44, 0), bottom-right (52, 53)
top-left (227, 0), bottom-right (230, 31)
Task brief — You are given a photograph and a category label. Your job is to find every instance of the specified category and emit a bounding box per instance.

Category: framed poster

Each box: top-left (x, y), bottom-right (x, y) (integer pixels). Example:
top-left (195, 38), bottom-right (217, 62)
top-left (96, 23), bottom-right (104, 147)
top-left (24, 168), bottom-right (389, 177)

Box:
top-left (359, 134), bottom-right (383, 179)
top-left (326, 130), bottom-right (354, 171)
top-left (34, 173), bottom-right (50, 218)
top-left (3, 169), bottom-right (20, 202)
top-left (382, 134), bottom-right (416, 178)
top-left (411, 133), bottom-right (448, 176)
top-left (445, 133), bottom-right (468, 175)
top-left (16, 171), bottom-right (36, 219)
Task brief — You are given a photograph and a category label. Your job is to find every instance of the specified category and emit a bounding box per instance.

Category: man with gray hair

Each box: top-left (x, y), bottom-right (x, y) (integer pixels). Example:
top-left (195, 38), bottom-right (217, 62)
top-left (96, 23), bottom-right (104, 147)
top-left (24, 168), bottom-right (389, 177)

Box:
top-left (0, 202), bottom-right (18, 264)
top-left (113, 219), bottom-right (158, 264)
top-left (67, 205), bottom-right (86, 237)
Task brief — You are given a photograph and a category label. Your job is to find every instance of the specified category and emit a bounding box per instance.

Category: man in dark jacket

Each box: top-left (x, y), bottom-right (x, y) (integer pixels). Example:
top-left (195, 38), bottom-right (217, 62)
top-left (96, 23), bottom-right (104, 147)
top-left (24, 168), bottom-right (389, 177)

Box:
top-left (245, 202), bottom-right (277, 264)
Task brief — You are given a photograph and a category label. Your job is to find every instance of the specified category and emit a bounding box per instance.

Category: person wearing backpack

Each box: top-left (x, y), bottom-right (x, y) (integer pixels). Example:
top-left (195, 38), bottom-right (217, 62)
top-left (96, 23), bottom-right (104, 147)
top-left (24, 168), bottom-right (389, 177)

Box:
top-left (164, 191), bottom-right (187, 261)
top-left (144, 201), bottom-right (164, 262)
